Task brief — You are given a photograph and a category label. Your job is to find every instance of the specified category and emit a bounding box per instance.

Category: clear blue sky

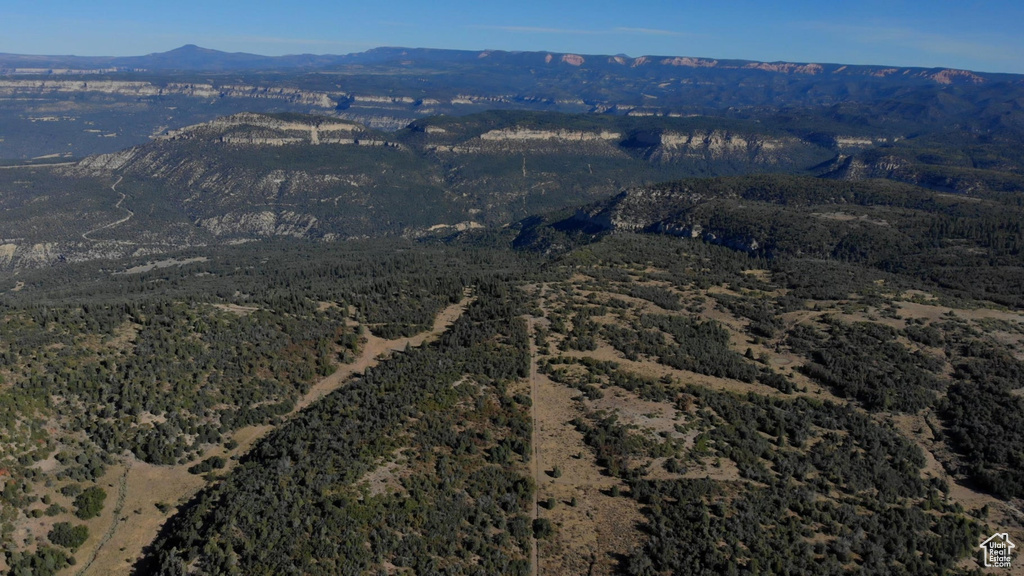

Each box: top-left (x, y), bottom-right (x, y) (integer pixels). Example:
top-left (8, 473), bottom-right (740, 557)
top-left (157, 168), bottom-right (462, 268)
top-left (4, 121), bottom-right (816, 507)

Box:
top-left (2, 0), bottom-right (1022, 73)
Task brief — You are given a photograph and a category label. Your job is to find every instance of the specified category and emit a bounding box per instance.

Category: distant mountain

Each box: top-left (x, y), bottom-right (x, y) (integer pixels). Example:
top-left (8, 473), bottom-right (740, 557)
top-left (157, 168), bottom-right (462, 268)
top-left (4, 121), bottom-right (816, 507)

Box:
top-left (0, 44), bottom-right (347, 72)
top-left (116, 44), bottom-right (290, 71)
top-left (3, 45), bottom-right (1021, 83)
top-left (352, 46), bottom-right (1024, 85)
top-left (2, 45), bottom-right (1024, 160)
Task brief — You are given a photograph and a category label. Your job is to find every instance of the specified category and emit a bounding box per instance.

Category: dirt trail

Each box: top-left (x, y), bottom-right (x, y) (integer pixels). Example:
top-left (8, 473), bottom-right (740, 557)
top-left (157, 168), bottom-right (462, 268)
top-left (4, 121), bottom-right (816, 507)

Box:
top-left (74, 463), bottom-right (131, 576)
top-left (82, 176), bottom-right (135, 242)
top-left (527, 286), bottom-right (643, 576)
top-left (891, 412), bottom-right (1024, 574)
top-left (295, 297), bottom-right (470, 412)
top-left (528, 300), bottom-right (542, 576)
top-left (78, 297), bottom-right (472, 576)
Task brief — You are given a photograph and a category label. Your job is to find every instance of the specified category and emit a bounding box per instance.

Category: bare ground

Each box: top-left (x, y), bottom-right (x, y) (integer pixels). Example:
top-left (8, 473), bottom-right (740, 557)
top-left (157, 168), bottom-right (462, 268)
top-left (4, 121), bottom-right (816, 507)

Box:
top-left (528, 290), bottom-right (646, 576)
top-left (546, 279), bottom-right (1024, 573)
top-left (532, 372), bottom-right (645, 576)
top-left (38, 276), bottom-right (1024, 576)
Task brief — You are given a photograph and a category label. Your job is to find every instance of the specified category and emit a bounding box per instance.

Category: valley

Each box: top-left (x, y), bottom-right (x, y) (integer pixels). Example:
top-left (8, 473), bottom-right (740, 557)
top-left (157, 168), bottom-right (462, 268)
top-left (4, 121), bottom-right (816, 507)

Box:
top-left (1, 42), bottom-right (1023, 575)
top-left (0, 111), bottom-right (841, 269)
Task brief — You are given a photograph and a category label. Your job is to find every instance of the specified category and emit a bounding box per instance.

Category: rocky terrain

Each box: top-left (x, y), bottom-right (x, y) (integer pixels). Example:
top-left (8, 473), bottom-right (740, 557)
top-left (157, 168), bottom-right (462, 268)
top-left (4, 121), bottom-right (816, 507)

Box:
top-left (0, 111), bottom-right (845, 269)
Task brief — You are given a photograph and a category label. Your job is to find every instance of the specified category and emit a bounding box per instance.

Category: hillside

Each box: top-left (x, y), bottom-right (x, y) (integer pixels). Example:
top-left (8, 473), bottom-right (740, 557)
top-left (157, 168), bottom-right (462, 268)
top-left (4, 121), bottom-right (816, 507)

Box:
top-left (0, 224), bottom-right (1021, 575)
top-left (0, 115), bottom-right (1022, 574)
top-left (0, 112), bottom-right (842, 270)
top-left (518, 174), bottom-right (1024, 306)
top-left (4, 109), bottom-right (1023, 273)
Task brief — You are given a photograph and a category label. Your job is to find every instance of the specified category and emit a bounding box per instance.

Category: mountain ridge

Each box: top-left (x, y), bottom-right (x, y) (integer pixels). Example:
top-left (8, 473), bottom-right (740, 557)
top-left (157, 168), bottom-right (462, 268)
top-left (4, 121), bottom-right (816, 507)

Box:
top-left (2, 106), bottom-right (1022, 271)
top-left (1, 44), bottom-right (1019, 82)
top-left (3, 44), bottom-right (1023, 160)
top-left (0, 110), bottom-right (841, 269)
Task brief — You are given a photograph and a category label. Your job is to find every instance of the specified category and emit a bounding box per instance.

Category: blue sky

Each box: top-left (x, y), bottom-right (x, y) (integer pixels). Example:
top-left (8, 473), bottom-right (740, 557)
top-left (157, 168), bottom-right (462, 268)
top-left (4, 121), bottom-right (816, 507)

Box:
top-left (2, 0), bottom-right (1022, 73)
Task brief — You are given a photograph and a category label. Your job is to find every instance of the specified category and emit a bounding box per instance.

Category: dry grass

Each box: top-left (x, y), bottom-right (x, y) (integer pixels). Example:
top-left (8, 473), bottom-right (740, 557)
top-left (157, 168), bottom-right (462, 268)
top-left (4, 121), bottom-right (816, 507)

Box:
top-left (12, 464), bottom-right (136, 576)
top-left (541, 276), bottom-right (1024, 574)
top-left (681, 456), bottom-right (744, 482)
top-left (532, 365), bottom-right (645, 576)
top-left (527, 288), bottom-right (646, 575)
top-left (359, 457), bottom-right (408, 498)
top-left (76, 461), bottom-right (204, 576)
top-left (20, 271), bottom-right (1024, 575)
top-left (561, 344), bottom-right (783, 397)
top-left (585, 386), bottom-right (683, 441)
top-left (889, 412), bottom-right (1024, 574)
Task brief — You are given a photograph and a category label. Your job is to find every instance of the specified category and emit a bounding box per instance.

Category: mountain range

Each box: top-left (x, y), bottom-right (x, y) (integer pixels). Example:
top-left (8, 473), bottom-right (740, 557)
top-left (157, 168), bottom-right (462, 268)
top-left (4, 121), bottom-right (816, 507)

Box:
top-left (2, 45), bottom-right (1023, 160)
top-left (2, 44), bottom-right (1018, 81)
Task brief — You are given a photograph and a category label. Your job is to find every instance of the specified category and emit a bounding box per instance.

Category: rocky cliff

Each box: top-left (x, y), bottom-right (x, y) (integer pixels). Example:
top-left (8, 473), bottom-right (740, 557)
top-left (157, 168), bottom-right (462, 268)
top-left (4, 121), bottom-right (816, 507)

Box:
top-left (0, 110), bottom-right (850, 270)
top-left (0, 79), bottom-right (339, 108)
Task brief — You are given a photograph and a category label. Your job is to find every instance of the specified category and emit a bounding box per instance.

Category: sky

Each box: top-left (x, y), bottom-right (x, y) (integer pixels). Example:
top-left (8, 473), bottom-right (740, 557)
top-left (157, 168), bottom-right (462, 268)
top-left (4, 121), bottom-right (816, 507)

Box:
top-left (1, 0), bottom-right (1022, 73)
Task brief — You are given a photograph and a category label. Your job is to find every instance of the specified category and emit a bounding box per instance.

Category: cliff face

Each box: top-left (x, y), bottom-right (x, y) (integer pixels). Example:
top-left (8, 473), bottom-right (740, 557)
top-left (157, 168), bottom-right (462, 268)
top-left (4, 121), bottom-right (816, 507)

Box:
top-left (570, 186), bottom-right (708, 234)
top-left (196, 211), bottom-right (319, 238)
top-left (647, 130), bottom-right (801, 164)
top-left (0, 112), bottom-right (857, 269)
top-left (478, 128), bottom-right (622, 142)
top-left (464, 127), bottom-right (799, 163)
top-left (0, 80), bottom-right (339, 107)
top-left (72, 112), bottom-right (837, 181)
top-left (822, 152), bottom-right (1015, 194)
top-left (74, 114), bottom-right (399, 201)
top-left (553, 185), bottom-right (765, 254)
top-left (155, 113), bottom-right (366, 143)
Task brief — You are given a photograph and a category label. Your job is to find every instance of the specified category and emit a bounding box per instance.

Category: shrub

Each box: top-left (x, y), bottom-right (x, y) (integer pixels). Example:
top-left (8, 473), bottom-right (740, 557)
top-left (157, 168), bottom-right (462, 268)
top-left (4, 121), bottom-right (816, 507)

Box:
top-left (48, 522), bottom-right (89, 549)
top-left (532, 518), bottom-right (553, 539)
top-left (73, 486), bottom-right (107, 520)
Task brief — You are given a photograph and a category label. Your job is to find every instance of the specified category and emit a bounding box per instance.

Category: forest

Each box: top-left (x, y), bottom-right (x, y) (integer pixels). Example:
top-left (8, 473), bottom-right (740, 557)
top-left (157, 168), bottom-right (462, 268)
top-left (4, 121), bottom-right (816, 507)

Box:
top-left (0, 172), bottom-right (1022, 574)
top-left (143, 281), bottom-right (537, 575)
